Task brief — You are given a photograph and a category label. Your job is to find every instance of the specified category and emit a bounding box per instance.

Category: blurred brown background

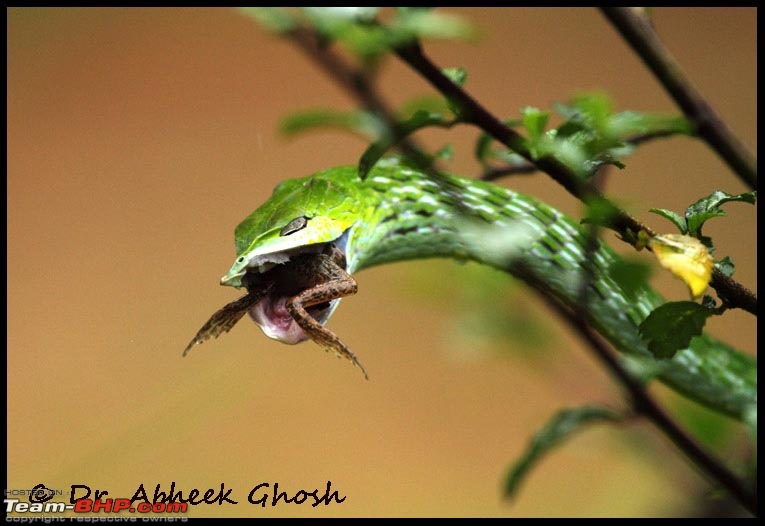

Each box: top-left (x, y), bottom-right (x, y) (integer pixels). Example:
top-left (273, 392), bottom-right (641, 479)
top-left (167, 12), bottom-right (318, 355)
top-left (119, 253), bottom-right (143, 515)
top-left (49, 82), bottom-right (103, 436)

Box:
top-left (7, 7), bottom-right (756, 517)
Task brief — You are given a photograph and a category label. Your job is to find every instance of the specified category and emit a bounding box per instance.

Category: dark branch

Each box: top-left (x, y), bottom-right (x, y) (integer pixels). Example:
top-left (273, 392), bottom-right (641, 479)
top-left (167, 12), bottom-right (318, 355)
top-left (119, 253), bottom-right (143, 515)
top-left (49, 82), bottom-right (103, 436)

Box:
top-left (393, 40), bottom-right (756, 315)
top-left (572, 165), bottom-right (754, 515)
top-left (600, 7), bottom-right (756, 190)
top-left (522, 272), bottom-right (756, 516)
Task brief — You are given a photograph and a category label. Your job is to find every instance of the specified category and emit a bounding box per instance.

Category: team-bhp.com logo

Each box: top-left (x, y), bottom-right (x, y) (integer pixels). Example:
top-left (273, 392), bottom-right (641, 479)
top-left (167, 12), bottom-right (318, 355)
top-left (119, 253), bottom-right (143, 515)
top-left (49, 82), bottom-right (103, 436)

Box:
top-left (5, 484), bottom-right (187, 517)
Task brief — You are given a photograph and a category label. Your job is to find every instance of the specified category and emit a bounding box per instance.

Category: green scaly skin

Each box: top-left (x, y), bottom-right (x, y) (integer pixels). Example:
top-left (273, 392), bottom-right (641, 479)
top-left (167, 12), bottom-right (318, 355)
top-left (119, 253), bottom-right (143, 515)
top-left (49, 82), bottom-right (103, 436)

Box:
top-left (218, 157), bottom-right (756, 420)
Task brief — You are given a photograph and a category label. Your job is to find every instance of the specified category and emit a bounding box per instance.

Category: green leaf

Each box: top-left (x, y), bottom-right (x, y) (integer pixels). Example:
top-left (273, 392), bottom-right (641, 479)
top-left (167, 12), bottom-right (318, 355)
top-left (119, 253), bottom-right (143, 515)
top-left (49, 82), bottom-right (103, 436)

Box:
top-left (397, 95), bottom-right (452, 120)
top-left (237, 7), bottom-right (296, 33)
top-left (608, 259), bottom-right (652, 300)
top-left (442, 67), bottom-right (468, 87)
top-left (474, 122), bottom-right (523, 166)
top-left (714, 256), bottom-right (735, 278)
top-left (649, 208), bottom-right (688, 234)
top-left (685, 190), bottom-right (757, 236)
top-left (441, 68), bottom-right (468, 116)
top-left (302, 7), bottom-right (379, 32)
top-left (520, 107), bottom-right (549, 141)
top-left (279, 109), bottom-right (383, 139)
top-left (638, 301), bottom-right (715, 359)
top-left (358, 110), bottom-right (455, 178)
top-left (607, 112), bottom-right (692, 138)
top-left (475, 133), bottom-right (493, 164)
top-left (299, 8), bottom-right (388, 61)
top-left (549, 138), bottom-right (588, 177)
top-left (303, 6), bottom-right (379, 22)
top-left (686, 210), bottom-right (727, 237)
top-left (390, 10), bottom-right (475, 42)
top-left (434, 144), bottom-right (454, 161)
top-left (504, 406), bottom-right (623, 499)
top-left (551, 95), bottom-right (691, 177)
top-left (358, 141), bottom-right (392, 180)
top-left (570, 92), bottom-right (613, 129)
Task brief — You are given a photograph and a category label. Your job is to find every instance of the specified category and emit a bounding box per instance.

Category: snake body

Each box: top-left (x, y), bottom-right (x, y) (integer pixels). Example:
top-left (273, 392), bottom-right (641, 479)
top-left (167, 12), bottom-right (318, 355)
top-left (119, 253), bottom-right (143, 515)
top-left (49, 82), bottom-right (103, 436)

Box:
top-left (211, 157), bottom-right (756, 420)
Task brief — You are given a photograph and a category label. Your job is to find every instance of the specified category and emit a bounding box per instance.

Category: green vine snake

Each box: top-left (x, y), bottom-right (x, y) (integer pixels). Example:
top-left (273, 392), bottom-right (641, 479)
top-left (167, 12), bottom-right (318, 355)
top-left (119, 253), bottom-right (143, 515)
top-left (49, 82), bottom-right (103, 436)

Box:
top-left (184, 157), bottom-right (756, 421)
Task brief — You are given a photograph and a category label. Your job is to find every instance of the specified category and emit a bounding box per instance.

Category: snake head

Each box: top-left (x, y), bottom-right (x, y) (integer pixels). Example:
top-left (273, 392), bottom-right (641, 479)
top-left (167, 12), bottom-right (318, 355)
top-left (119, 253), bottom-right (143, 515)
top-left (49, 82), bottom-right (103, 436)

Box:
top-left (220, 167), bottom-right (361, 288)
top-left (217, 167), bottom-right (363, 345)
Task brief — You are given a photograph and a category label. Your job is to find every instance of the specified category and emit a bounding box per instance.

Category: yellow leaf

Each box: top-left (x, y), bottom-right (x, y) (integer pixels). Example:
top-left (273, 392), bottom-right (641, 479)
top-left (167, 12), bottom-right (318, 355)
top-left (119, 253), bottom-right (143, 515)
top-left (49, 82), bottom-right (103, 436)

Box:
top-left (649, 234), bottom-right (713, 298)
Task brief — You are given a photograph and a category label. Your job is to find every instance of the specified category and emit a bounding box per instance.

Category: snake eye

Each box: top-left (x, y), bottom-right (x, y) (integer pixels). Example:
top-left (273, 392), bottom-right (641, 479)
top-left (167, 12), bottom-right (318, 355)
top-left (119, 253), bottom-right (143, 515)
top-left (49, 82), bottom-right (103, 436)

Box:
top-left (280, 216), bottom-right (309, 236)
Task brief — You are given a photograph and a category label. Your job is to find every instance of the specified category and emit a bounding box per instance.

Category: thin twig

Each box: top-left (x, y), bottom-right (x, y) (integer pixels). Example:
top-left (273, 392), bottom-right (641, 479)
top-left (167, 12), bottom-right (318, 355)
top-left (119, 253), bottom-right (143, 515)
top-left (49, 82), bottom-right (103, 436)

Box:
top-left (393, 40), bottom-right (757, 315)
top-left (600, 7), bottom-right (756, 189)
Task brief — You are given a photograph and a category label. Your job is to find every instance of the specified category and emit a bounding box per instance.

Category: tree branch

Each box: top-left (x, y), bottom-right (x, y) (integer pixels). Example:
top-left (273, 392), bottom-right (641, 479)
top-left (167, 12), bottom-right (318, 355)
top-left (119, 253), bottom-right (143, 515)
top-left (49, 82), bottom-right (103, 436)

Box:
top-left (600, 7), bottom-right (756, 189)
top-left (275, 20), bottom-right (756, 515)
top-left (393, 40), bottom-right (756, 315)
top-left (573, 165), bottom-right (754, 515)
top-left (519, 267), bottom-right (756, 516)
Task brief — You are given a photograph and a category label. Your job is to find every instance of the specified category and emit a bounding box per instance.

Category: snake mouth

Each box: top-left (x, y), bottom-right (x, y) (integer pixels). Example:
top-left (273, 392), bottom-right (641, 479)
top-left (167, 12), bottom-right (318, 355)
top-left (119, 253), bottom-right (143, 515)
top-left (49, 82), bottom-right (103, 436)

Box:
top-left (248, 293), bottom-right (336, 345)
top-left (241, 236), bottom-right (348, 345)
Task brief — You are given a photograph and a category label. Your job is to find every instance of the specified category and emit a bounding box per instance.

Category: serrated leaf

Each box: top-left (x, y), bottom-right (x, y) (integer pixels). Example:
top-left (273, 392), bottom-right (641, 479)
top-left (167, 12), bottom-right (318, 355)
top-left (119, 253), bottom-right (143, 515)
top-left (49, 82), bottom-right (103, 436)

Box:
top-left (649, 208), bottom-right (688, 233)
top-left (649, 234), bottom-right (713, 298)
top-left (504, 406), bottom-right (622, 499)
top-left (685, 190), bottom-right (757, 236)
top-left (639, 301), bottom-right (715, 359)
top-left (714, 256), bottom-right (735, 278)
top-left (279, 109), bottom-right (383, 139)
